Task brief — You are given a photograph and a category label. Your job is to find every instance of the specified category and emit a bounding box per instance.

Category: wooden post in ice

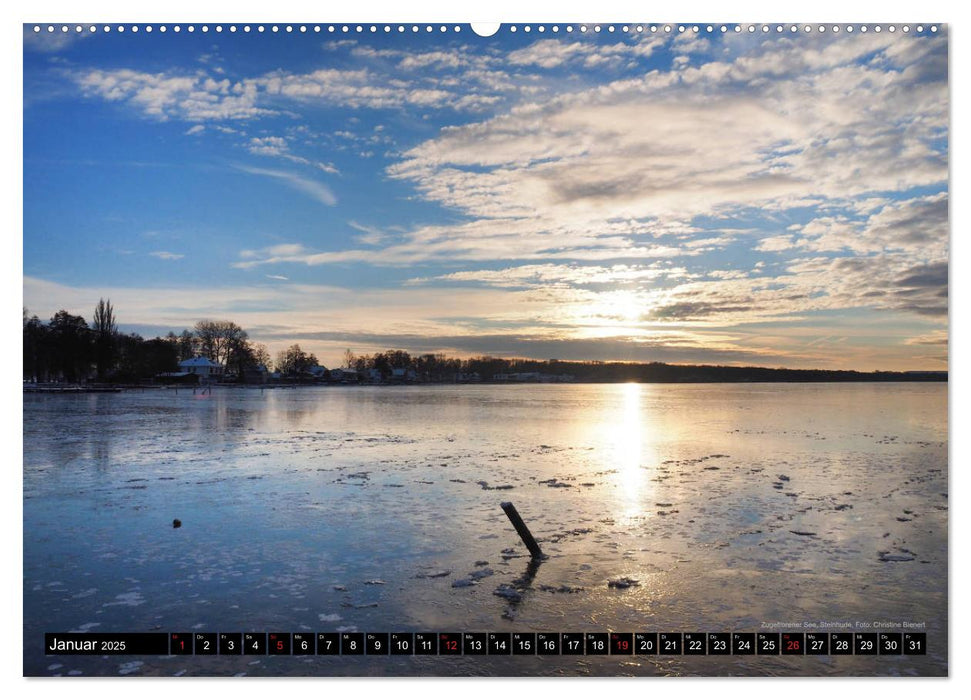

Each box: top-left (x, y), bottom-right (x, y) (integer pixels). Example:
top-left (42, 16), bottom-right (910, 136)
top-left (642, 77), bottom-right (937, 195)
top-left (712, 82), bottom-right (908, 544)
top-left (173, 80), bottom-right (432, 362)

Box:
top-left (501, 501), bottom-right (544, 559)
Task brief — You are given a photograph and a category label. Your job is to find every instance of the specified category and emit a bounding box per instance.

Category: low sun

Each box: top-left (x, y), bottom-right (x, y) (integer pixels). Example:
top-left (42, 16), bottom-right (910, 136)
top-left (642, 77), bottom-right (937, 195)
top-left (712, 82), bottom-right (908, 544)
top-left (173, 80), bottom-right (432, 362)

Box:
top-left (611, 290), bottom-right (643, 323)
top-left (570, 289), bottom-right (652, 339)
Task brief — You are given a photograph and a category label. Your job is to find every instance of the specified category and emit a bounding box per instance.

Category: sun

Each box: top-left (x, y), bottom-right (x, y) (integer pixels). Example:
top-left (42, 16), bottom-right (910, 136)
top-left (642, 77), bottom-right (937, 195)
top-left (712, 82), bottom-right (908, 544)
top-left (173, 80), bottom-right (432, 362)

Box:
top-left (568, 288), bottom-right (655, 339)
top-left (610, 290), bottom-right (643, 323)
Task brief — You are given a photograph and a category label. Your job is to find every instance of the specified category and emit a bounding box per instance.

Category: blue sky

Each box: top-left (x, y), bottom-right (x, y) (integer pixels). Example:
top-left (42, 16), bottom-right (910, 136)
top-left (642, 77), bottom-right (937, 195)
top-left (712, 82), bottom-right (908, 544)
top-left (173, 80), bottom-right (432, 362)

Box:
top-left (23, 23), bottom-right (948, 370)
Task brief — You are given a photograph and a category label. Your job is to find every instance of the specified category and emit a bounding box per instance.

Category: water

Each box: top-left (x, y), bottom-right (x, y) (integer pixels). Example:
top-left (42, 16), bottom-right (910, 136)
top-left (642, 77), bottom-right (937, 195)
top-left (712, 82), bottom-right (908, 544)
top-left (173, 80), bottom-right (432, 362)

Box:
top-left (23, 383), bottom-right (948, 676)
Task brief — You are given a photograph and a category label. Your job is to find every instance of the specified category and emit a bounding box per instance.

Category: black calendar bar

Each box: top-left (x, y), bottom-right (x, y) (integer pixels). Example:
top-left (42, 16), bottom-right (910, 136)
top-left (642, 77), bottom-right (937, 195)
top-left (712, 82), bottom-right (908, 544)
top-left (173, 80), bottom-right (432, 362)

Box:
top-left (42, 631), bottom-right (928, 656)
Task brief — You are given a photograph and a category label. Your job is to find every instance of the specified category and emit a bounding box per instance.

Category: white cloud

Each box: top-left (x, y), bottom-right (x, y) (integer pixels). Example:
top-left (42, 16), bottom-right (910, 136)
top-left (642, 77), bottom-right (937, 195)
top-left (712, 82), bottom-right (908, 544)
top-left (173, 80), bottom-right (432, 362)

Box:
top-left (247, 136), bottom-right (289, 157)
top-left (233, 165), bottom-right (337, 206)
top-left (673, 31), bottom-right (711, 55)
top-left (66, 37), bottom-right (572, 126)
top-left (257, 67), bottom-right (474, 111)
top-left (348, 221), bottom-right (389, 246)
top-left (239, 243), bottom-right (309, 260)
top-left (410, 263), bottom-right (685, 288)
top-left (230, 215), bottom-right (697, 267)
top-left (23, 26), bottom-right (93, 53)
top-left (398, 51), bottom-right (470, 71)
top-left (507, 35), bottom-right (665, 69)
top-left (244, 135), bottom-right (340, 174)
top-left (391, 43), bottom-right (946, 225)
top-left (365, 31), bottom-right (948, 310)
top-left (756, 235), bottom-right (799, 252)
top-left (774, 193), bottom-right (948, 256)
top-left (507, 40), bottom-right (592, 69)
top-left (149, 251), bottom-right (184, 260)
top-left (74, 68), bottom-right (272, 121)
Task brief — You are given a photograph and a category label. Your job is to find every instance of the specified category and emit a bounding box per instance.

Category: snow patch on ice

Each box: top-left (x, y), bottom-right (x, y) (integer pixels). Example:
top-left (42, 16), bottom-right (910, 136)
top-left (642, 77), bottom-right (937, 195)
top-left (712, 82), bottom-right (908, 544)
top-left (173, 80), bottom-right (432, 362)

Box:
top-left (103, 591), bottom-right (145, 607)
top-left (68, 622), bottom-right (101, 633)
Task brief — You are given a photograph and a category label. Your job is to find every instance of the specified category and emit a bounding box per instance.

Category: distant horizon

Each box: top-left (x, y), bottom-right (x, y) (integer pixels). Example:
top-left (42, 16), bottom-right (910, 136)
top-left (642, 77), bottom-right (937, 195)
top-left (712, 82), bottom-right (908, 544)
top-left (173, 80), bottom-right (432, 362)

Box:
top-left (21, 301), bottom-right (949, 376)
top-left (23, 25), bottom-right (948, 374)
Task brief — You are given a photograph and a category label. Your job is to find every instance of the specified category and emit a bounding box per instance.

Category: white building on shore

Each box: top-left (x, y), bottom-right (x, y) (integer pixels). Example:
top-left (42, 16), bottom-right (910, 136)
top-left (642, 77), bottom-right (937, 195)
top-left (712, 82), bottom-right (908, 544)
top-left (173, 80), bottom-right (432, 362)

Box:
top-left (178, 356), bottom-right (225, 379)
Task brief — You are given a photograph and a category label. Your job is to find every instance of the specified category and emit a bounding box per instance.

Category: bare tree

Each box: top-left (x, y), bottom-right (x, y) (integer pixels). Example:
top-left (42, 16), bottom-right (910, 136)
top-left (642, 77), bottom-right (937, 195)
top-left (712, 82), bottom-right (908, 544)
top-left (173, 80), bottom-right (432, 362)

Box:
top-left (253, 343), bottom-right (271, 370)
top-left (92, 298), bottom-right (117, 380)
top-left (276, 344), bottom-right (318, 375)
top-left (194, 320), bottom-right (247, 367)
top-left (177, 329), bottom-right (198, 360)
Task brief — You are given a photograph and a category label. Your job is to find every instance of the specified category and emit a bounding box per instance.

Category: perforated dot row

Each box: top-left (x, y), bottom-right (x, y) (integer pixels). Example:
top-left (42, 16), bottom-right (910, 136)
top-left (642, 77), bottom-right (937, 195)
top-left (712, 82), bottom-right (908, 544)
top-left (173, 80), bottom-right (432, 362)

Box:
top-left (30, 24), bottom-right (466, 34)
top-left (30, 23), bottom-right (942, 35)
top-left (511, 24), bottom-right (938, 34)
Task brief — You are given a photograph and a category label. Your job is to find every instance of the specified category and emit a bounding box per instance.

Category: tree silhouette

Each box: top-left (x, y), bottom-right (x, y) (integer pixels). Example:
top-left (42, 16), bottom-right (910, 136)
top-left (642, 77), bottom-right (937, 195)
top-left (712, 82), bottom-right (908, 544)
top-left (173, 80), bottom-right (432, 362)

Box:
top-left (177, 329), bottom-right (198, 361)
top-left (23, 310), bottom-right (51, 382)
top-left (114, 333), bottom-right (178, 380)
top-left (92, 298), bottom-right (117, 380)
top-left (276, 344), bottom-right (318, 375)
top-left (253, 343), bottom-right (271, 371)
top-left (49, 310), bottom-right (92, 382)
top-left (194, 320), bottom-right (247, 366)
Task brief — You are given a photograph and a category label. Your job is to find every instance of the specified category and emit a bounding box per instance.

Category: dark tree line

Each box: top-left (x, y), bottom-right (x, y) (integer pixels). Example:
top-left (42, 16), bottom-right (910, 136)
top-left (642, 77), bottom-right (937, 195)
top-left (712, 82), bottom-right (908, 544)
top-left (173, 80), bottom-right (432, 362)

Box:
top-left (344, 349), bottom-right (507, 381)
top-left (344, 349), bottom-right (573, 382)
top-left (23, 309), bottom-right (98, 383)
top-left (23, 301), bottom-right (273, 384)
top-left (341, 349), bottom-right (946, 384)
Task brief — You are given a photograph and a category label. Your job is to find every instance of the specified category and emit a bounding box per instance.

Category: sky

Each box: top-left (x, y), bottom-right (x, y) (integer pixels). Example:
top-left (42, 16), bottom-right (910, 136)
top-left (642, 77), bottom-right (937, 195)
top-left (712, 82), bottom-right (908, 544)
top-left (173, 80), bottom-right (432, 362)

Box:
top-left (22, 22), bottom-right (949, 371)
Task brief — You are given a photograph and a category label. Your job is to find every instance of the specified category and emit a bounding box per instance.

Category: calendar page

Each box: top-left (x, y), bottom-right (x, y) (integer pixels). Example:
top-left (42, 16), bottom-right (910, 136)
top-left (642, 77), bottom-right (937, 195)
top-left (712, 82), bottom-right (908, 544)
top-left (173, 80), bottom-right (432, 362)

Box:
top-left (22, 18), bottom-right (948, 678)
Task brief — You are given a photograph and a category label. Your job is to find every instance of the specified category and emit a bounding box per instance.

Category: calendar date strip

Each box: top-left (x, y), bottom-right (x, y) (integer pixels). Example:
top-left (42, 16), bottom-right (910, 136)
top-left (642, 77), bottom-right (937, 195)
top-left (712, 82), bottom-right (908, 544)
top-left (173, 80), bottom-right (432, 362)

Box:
top-left (46, 631), bottom-right (926, 656)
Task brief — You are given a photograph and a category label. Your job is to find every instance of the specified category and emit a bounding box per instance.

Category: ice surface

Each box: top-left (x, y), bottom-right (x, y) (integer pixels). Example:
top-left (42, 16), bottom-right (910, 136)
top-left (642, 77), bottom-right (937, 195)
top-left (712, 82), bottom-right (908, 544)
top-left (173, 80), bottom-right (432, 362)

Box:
top-left (24, 383), bottom-right (947, 676)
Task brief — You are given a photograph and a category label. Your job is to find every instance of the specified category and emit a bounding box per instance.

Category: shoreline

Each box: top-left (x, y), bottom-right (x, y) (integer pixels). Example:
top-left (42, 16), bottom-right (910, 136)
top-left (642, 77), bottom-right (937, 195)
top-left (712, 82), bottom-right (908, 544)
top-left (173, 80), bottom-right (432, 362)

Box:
top-left (22, 377), bottom-right (949, 393)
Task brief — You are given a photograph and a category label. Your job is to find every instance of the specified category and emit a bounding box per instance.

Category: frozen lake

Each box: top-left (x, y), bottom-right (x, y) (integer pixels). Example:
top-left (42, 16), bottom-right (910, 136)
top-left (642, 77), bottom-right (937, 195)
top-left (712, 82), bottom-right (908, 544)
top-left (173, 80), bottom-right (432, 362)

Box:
top-left (23, 382), bottom-right (947, 676)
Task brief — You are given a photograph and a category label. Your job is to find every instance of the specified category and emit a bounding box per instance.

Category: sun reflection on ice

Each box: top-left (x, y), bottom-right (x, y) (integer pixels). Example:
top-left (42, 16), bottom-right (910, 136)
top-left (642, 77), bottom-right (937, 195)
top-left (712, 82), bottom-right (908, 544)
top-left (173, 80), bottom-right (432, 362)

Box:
top-left (605, 383), bottom-right (657, 522)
